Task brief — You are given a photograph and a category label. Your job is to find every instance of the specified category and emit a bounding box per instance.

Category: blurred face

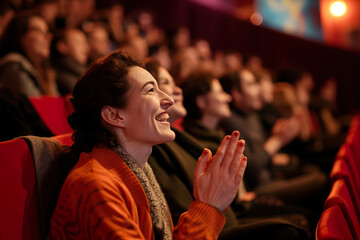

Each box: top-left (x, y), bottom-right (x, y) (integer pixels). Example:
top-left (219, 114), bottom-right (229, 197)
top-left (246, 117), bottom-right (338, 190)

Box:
top-left (21, 16), bottom-right (52, 60)
top-left (237, 70), bottom-right (262, 111)
top-left (259, 75), bottom-right (274, 105)
top-left (64, 29), bottom-right (89, 64)
top-left (121, 66), bottom-right (175, 145)
top-left (157, 67), bottom-right (187, 123)
top-left (202, 79), bottom-right (232, 120)
top-left (89, 27), bottom-right (111, 59)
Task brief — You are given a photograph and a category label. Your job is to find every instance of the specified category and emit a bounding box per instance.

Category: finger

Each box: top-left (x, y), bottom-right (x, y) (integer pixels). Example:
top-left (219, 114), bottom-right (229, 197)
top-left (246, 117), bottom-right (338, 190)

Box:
top-left (194, 148), bottom-right (211, 178)
top-left (235, 156), bottom-right (247, 186)
top-left (194, 148), bottom-right (211, 200)
top-left (221, 131), bottom-right (240, 170)
top-left (213, 135), bottom-right (231, 168)
top-left (229, 140), bottom-right (245, 176)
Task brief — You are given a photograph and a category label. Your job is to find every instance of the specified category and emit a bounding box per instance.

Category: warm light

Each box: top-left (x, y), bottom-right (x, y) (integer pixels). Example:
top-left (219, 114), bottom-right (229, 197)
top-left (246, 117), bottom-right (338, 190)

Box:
top-left (250, 12), bottom-right (263, 26)
top-left (330, 1), bottom-right (347, 17)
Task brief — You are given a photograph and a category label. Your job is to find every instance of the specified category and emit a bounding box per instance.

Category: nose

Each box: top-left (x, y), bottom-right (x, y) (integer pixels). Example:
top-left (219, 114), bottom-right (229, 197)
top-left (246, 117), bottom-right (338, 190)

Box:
top-left (159, 90), bottom-right (174, 109)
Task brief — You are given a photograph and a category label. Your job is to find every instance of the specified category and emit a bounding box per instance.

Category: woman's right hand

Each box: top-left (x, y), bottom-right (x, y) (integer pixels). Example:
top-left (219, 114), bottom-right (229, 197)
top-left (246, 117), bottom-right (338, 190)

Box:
top-left (193, 131), bottom-right (247, 212)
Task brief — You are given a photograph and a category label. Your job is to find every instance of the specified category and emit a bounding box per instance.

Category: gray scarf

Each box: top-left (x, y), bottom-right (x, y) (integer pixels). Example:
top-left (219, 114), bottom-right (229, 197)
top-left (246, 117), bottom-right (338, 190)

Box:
top-left (113, 145), bottom-right (172, 240)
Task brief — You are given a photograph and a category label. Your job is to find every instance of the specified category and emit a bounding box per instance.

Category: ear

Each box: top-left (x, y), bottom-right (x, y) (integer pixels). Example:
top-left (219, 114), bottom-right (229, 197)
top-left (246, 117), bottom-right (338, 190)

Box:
top-left (231, 88), bottom-right (242, 103)
top-left (56, 41), bottom-right (68, 55)
top-left (101, 106), bottom-right (126, 128)
top-left (196, 95), bottom-right (207, 110)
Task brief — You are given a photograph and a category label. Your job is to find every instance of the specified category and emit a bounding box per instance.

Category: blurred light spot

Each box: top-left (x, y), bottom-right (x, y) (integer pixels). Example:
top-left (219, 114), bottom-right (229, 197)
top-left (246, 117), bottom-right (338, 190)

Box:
top-left (250, 12), bottom-right (263, 26)
top-left (330, 1), bottom-right (347, 17)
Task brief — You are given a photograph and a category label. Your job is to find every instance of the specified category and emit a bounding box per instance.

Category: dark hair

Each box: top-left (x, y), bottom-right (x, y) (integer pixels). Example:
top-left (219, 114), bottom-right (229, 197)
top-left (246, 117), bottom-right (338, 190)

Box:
top-left (144, 58), bottom-right (161, 81)
top-left (182, 72), bottom-right (214, 120)
top-left (68, 50), bottom-right (141, 153)
top-left (0, 11), bottom-right (44, 57)
top-left (218, 70), bottom-right (242, 94)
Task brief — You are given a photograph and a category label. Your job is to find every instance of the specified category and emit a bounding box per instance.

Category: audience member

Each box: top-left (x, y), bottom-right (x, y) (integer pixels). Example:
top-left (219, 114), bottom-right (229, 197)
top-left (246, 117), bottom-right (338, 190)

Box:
top-left (0, 12), bottom-right (59, 96)
top-left (52, 27), bottom-right (89, 94)
top-left (219, 69), bottom-right (328, 209)
top-left (49, 50), bottom-right (248, 239)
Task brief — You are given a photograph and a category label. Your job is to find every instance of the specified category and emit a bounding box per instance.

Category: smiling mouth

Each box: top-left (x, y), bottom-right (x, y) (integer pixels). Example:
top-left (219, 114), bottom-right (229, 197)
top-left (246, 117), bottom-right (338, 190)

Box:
top-left (155, 113), bottom-right (169, 122)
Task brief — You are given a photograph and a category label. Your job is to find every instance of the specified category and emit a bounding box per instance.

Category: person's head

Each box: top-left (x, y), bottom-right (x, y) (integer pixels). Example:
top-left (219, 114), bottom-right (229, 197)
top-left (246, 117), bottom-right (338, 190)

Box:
top-left (54, 28), bottom-right (89, 65)
top-left (272, 82), bottom-right (299, 118)
top-left (0, 12), bottom-right (52, 63)
top-left (36, 0), bottom-right (59, 26)
top-left (85, 23), bottom-right (111, 62)
top-left (277, 68), bottom-right (314, 106)
top-left (145, 58), bottom-right (187, 123)
top-left (254, 69), bottom-right (274, 106)
top-left (68, 51), bottom-right (175, 153)
top-left (182, 72), bottom-right (231, 127)
top-left (219, 69), bottom-right (262, 114)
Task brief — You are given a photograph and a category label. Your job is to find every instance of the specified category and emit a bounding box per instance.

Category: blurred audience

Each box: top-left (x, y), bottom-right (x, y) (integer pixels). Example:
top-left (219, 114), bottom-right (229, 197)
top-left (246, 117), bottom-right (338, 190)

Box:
top-left (0, 12), bottom-right (58, 96)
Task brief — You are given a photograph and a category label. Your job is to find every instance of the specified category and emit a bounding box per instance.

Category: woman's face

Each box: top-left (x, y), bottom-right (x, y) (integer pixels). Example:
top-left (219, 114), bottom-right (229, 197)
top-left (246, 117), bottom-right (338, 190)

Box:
top-left (121, 66), bottom-right (175, 145)
top-left (21, 16), bottom-right (51, 60)
top-left (202, 79), bottom-right (232, 120)
top-left (157, 67), bottom-right (187, 123)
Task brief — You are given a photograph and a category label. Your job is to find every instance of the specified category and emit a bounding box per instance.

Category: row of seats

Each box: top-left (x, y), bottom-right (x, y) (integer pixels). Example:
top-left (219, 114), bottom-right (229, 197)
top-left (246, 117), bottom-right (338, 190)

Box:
top-left (316, 115), bottom-right (360, 240)
top-left (0, 133), bottom-right (72, 240)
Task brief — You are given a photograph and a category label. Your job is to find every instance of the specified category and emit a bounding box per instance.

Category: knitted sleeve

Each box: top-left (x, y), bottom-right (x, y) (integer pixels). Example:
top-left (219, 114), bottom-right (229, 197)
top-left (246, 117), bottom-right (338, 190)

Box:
top-left (173, 201), bottom-right (226, 239)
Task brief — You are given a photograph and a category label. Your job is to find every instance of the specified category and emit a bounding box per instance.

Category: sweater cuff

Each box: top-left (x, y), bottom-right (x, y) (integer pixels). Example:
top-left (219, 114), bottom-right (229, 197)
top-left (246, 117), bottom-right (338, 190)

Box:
top-left (188, 201), bottom-right (226, 236)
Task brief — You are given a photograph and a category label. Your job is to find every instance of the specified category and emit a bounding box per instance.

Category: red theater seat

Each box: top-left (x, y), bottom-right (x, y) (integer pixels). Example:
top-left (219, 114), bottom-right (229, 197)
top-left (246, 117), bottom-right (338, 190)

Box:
top-left (0, 139), bottom-right (41, 240)
top-left (29, 96), bottom-right (73, 136)
top-left (316, 205), bottom-right (352, 240)
top-left (324, 179), bottom-right (360, 239)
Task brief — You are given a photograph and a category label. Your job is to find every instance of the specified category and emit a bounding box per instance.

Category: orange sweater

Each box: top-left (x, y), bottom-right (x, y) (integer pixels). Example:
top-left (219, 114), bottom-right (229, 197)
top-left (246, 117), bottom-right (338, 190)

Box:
top-left (48, 147), bottom-right (226, 239)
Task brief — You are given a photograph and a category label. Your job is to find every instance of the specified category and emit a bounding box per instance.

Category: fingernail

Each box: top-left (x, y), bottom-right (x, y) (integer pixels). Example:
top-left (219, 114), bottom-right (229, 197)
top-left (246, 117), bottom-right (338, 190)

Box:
top-left (238, 140), bottom-right (245, 147)
top-left (233, 131), bottom-right (239, 137)
top-left (203, 148), bottom-right (209, 155)
top-left (243, 156), bottom-right (247, 161)
top-left (225, 135), bottom-right (231, 141)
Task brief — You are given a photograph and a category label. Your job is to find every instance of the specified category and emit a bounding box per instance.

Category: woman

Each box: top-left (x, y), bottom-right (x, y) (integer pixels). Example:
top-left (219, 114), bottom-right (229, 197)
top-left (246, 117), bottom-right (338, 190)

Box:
top-left (48, 50), bottom-right (247, 239)
top-left (0, 12), bottom-right (58, 96)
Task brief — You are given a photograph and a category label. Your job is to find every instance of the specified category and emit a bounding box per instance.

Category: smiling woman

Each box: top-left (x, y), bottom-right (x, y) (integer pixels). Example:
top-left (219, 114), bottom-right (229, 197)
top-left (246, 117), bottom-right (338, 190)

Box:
top-left (48, 50), bottom-right (247, 240)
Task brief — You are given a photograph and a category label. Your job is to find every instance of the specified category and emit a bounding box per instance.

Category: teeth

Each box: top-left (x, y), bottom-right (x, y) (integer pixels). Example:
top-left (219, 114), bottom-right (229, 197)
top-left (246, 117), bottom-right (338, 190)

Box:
top-left (156, 114), bottom-right (168, 122)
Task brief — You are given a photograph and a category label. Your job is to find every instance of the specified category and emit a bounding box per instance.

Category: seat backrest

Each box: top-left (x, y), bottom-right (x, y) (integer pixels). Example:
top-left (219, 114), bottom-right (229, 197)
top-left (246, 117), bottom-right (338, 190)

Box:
top-left (20, 136), bottom-right (65, 239)
top-left (330, 157), bottom-right (360, 218)
top-left (0, 138), bottom-right (42, 240)
top-left (324, 179), bottom-right (360, 239)
top-left (29, 96), bottom-right (73, 136)
top-left (316, 205), bottom-right (352, 240)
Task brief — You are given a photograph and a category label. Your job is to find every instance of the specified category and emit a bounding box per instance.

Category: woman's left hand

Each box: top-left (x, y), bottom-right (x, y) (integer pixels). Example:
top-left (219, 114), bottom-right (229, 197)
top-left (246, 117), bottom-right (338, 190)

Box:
top-left (193, 131), bottom-right (247, 212)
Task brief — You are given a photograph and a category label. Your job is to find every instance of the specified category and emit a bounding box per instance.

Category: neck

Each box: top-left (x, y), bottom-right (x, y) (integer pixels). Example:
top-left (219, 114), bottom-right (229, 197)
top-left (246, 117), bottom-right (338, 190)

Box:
top-left (200, 114), bottom-right (219, 130)
top-left (116, 138), bottom-right (152, 168)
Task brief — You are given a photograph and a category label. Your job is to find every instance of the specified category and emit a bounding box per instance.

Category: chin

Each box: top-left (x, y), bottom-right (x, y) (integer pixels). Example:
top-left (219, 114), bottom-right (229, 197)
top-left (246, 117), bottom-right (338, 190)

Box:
top-left (158, 129), bottom-right (176, 144)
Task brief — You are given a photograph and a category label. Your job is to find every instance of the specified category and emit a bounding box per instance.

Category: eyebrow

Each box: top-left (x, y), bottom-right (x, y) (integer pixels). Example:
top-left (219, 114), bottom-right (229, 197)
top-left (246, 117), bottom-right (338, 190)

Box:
top-left (141, 81), bottom-right (156, 89)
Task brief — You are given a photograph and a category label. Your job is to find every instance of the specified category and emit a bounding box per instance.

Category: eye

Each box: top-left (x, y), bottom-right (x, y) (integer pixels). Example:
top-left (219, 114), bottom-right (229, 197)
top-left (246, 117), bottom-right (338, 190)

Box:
top-left (147, 87), bottom-right (155, 93)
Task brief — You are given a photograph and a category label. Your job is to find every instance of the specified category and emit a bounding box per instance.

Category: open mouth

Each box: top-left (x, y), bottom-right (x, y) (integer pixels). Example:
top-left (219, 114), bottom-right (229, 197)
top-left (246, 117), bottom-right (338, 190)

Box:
top-left (155, 113), bottom-right (169, 122)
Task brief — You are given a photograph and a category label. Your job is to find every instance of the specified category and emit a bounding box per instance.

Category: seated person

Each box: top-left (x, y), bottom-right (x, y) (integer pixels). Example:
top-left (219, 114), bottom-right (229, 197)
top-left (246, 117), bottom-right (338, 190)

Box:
top-left (145, 59), bottom-right (310, 239)
top-left (0, 12), bottom-right (58, 96)
top-left (218, 69), bottom-right (328, 210)
top-left (48, 50), bottom-right (247, 239)
top-left (52, 28), bottom-right (89, 95)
